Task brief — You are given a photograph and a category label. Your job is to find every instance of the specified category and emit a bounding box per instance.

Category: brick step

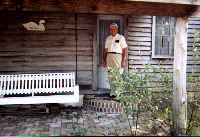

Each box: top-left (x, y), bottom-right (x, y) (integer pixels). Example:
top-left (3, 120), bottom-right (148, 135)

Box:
top-left (83, 97), bottom-right (124, 113)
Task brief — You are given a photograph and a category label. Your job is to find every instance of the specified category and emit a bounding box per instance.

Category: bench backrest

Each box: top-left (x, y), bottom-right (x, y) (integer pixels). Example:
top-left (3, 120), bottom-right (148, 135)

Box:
top-left (0, 72), bottom-right (76, 96)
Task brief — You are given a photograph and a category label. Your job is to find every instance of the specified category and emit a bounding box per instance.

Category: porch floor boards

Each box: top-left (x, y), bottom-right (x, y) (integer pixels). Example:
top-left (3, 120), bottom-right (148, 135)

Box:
top-left (0, 103), bottom-right (166, 136)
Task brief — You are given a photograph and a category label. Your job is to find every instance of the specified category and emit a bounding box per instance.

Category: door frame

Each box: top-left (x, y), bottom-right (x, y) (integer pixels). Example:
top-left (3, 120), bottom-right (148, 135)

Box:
top-left (96, 15), bottom-right (124, 90)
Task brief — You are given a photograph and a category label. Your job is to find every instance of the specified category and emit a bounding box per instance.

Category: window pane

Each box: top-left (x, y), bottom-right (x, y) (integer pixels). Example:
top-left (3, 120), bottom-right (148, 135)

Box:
top-left (161, 36), bottom-right (170, 55)
top-left (163, 26), bottom-right (170, 36)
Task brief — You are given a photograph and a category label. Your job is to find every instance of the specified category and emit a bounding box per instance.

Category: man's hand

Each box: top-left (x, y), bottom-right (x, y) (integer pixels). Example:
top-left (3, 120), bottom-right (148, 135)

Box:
top-left (121, 61), bottom-right (126, 68)
top-left (102, 49), bottom-right (108, 68)
top-left (101, 62), bottom-right (107, 68)
top-left (99, 62), bottom-right (107, 68)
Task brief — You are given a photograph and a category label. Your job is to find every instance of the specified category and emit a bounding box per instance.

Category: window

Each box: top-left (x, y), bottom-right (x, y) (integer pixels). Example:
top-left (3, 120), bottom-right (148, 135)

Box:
top-left (152, 16), bottom-right (176, 58)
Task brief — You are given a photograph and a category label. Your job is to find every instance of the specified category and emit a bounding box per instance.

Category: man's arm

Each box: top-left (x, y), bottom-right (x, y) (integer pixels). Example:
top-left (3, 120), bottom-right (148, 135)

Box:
top-left (102, 48), bottom-right (108, 67)
top-left (121, 47), bottom-right (128, 68)
top-left (121, 36), bottom-right (128, 68)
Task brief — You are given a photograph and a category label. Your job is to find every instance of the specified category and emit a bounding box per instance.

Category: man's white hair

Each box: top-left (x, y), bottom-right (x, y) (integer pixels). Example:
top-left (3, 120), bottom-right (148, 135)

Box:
top-left (110, 23), bottom-right (118, 28)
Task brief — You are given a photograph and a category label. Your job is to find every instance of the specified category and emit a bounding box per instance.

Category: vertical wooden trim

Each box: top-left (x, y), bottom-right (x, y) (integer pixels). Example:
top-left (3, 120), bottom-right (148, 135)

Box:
top-left (75, 13), bottom-right (78, 84)
top-left (123, 15), bottom-right (129, 71)
top-left (151, 16), bottom-right (156, 58)
top-left (92, 30), bottom-right (97, 90)
top-left (97, 16), bottom-right (100, 65)
top-left (172, 17), bottom-right (188, 135)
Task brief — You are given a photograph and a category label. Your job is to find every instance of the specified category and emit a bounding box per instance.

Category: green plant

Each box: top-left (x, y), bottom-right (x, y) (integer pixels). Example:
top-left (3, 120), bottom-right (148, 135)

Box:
top-left (188, 32), bottom-right (200, 91)
top-left (71, 127), bottom-right (87, 136)
top-left (186, 32), bottom-right (200, 135)
top-left (186, 95), bottom-right (200, 135)
top-left (108, 64), bottom-right (173, 135)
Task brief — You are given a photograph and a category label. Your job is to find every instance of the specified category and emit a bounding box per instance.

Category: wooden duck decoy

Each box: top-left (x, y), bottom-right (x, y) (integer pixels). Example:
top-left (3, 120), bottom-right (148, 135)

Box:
top-left (23, 20), bottom-right (45, 31)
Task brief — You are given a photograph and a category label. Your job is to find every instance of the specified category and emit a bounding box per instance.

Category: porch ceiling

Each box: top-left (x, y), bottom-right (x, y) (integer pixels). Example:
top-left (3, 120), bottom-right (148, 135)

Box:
top-left (0, 0), bottom-right (199, 17)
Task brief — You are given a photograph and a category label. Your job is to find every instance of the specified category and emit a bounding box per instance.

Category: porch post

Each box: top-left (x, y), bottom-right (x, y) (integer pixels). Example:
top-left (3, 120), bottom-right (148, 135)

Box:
top-left (172, 17), bottom-right (188, 135)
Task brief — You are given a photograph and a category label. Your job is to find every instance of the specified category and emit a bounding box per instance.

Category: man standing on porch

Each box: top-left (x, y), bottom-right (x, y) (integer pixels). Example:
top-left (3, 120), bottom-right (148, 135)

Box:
top-left (102, 23), bottom-right (128, 72)
top-left (102, 23), bottom-right (128, 97)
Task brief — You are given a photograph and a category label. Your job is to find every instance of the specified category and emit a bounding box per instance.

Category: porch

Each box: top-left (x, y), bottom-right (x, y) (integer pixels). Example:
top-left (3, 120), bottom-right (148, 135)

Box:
top-left (0, 0), bottom-right (199, 95)
top-left (0, 103), bottom-right (167, 136)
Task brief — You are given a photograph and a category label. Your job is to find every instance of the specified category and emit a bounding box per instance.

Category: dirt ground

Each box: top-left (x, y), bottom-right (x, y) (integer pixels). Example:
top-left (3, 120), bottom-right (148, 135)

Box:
top-left (0, 104), bottom-right (169, 136)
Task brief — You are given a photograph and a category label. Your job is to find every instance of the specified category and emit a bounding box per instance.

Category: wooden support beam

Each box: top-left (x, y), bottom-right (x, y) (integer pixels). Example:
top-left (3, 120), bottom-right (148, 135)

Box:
top-left (172, 17), bottom-right (188, 135)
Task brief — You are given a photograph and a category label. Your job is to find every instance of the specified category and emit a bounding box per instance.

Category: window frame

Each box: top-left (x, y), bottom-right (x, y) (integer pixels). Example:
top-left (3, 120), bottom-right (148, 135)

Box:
top-left (151, 16), bottom-right (174, 59)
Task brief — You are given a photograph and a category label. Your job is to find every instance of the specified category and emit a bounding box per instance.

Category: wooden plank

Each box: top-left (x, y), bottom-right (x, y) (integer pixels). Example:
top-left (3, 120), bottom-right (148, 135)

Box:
top-left (188, 20), bottom-right (200, 25)
top-left (127, 41), bottom-right (151, 46)
top-left (188, 24), bottom-right (200, 29)
top-left (128, 23), bottom-right (152, 28)
top-left (187, 56), bottom-right (200, 61)
top-left (127, 36), bottom-right (151, 41)
top-left (128, 67), bottom-right (173, 72)
top-left (92, 31), bottom-right (97, 90)
top-left (128, 18), bottom-right (152, 23)
top-left (189, 17), bottom-right (200, 21)
top-left (77, 71), bottom-right (92, 83)
top-left (187, 28), bottom-right (200, 33)
top-left (128, 50), bottom-right (151, 56)
top-left (127, 32), bottom-right (151, 37)
top-left (129, 59), bottom-right (173, 65)
top-left (128, 55), bottom-right (151, 60)
top-left (188, 33), bottom-right (198, 38)
top-left (128, 27), bottom-right (152, 32)
top-left (128, 64), bottom-right (173, 69)
top-left (172, 17), bottom-right (188, 135)
top-left (128, 46), bottom-right (151, 51)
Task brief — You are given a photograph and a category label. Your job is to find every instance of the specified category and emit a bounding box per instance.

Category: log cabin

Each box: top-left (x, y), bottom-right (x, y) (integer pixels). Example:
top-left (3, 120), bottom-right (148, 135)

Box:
top-left (0, 0), bottom-right (200, 134)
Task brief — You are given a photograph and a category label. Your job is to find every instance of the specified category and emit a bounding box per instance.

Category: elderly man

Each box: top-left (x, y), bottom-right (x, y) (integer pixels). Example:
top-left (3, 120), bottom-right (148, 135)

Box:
top-left (102, 23), bottom-right (128, 97)
top-left (102, 23), bottom-right (128, 72)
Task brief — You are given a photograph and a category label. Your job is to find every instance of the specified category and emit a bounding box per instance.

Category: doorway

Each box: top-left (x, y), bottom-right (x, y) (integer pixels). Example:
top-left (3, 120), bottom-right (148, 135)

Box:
top-left (97, 15), bottom-right (124, 92)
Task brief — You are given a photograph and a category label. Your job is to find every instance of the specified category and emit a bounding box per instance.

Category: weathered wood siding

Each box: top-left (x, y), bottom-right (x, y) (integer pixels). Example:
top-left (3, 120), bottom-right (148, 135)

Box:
top-left (0, 12), bottom-right (96, 93)
top-left (187, 17), bottom-right (200, 91)
top-left (127, 15), bottom-right (173, 71)
top-left (127, 15), bottom-right (200, 92)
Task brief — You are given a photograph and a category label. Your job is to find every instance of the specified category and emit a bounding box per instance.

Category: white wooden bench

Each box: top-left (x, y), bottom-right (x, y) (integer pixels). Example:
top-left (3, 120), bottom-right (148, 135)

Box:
top-left (0, 72), bottom-right (79, 105)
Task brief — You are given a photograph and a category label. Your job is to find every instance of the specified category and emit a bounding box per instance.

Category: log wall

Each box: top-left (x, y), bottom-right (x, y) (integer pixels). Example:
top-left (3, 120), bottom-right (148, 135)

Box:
top-left (0, 12), bottom-right (97, 93)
